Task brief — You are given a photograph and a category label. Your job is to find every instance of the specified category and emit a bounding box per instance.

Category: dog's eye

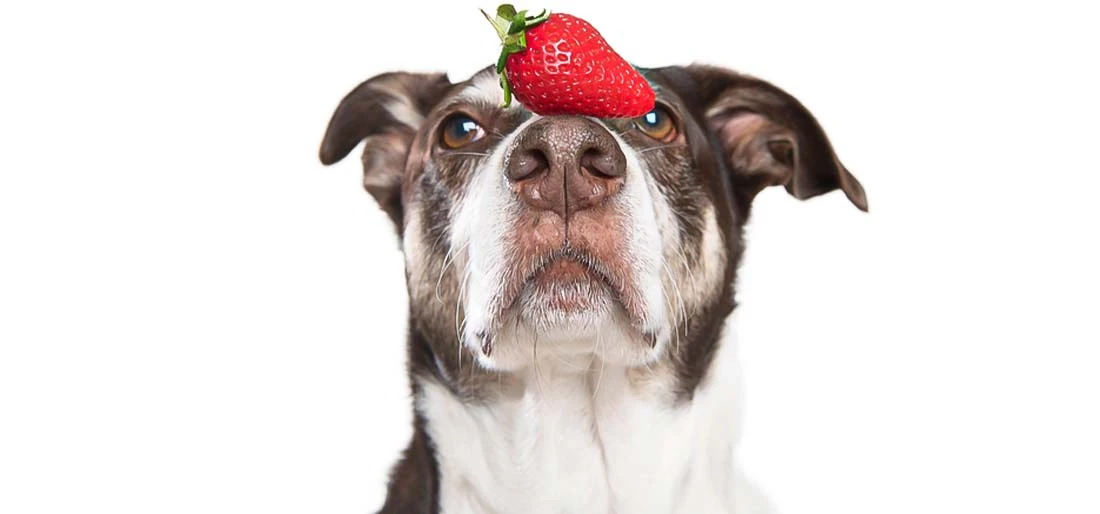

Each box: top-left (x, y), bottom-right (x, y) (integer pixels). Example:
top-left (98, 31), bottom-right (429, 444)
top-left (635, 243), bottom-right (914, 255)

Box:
top-left (634, 106), bottom-right (677, 142)
top-left (440, 114), bottom-right (486, 149)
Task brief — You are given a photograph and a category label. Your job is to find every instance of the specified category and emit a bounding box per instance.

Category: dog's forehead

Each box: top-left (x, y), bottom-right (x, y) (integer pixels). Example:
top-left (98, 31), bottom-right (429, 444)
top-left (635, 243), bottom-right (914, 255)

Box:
top-left (451, 68), bottom-right (506, 106)
top-left (424, 68), bottom-right (510, 118)
top-left (418, 68), bottom-right (536, 134)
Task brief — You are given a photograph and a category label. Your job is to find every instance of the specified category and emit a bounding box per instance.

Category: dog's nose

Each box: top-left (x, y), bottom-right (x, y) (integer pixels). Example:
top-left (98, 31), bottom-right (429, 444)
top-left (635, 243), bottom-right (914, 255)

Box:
top-left (505, 117), bottom-right (626, 218)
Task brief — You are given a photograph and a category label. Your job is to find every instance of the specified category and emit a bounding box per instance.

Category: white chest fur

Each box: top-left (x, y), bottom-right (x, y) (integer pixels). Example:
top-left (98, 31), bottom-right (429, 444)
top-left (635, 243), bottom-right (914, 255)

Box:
top-left (416, 330), bottom-right (775, 514)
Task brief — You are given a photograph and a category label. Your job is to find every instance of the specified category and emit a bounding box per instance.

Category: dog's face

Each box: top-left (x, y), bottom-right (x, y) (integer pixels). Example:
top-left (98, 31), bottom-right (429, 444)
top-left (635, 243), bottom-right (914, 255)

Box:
top-left (320, 66), bottom-right (866, 395)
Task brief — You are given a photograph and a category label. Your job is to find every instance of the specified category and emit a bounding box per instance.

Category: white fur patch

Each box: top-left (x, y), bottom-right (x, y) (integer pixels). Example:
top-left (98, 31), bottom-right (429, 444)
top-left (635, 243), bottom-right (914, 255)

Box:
top-left (418, 318), bottom-right (775, 513)
top-left (455, 71), bottom-right (507, 106)
top-left (369, 80), bottom-right (425, 129)
top-left (384, 97), bottom-right (423, 130)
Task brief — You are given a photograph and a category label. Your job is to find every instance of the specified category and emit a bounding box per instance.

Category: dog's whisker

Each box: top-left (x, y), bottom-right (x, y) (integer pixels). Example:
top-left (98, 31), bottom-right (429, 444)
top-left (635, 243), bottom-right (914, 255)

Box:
top-left (669, 261), bottom-right (688, 327)
top-left (428, 231), bottom-right (452, 304)
top-left (638, 142), bottom-right (686, 154)
top-left (436, 240), bottom-right (470, 304)
top-left (547, 352), bottom-right (592, 372)
top-left (658, 260), bottom-right (684, 355)
top-left (673, 244), bottom-right (698, 303)
top-left (531, 327), bottom-right (546, 396)
top-left (445, 151), bottom-right (492, 157)
top-left (591, 324), bottom-right (606, 401)
top-left (454, 265), bottom-right (474, 372)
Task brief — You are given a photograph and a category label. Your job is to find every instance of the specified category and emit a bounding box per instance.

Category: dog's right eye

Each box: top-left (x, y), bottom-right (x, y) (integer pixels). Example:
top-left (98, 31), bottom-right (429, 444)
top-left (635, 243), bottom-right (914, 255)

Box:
top-left (440, 114), bottom-right (486, 149)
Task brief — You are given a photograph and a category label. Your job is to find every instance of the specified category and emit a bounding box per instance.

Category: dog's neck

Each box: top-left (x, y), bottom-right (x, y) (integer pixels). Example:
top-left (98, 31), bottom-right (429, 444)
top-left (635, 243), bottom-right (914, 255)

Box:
top-left (415, 322), bottom-right (756, 514)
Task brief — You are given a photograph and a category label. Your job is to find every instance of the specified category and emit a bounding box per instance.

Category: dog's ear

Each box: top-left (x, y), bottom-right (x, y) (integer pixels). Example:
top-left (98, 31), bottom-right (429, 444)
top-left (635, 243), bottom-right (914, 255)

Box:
top-left (319, 72), bottom-right (452, 227)
top-left (685, 65), bottom-right (867, 211)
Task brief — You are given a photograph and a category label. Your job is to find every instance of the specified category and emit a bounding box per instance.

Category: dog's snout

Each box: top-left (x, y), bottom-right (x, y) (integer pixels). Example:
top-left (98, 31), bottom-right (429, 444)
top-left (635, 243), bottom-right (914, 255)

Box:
top-left (505, 117), bottom-right (626, 218)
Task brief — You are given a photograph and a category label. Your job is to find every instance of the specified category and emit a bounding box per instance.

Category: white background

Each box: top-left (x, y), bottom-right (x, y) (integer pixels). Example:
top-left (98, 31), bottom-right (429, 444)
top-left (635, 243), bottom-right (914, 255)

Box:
top-left (2, 1), bottom-right (1098, 513)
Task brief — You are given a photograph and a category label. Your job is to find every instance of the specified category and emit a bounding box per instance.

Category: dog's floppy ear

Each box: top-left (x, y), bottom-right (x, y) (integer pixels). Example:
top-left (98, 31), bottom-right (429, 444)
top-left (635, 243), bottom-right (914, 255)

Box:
top-left (319, 72), bottom-right (452, 227)
top-left (687, 65), bottom-right (867, 211)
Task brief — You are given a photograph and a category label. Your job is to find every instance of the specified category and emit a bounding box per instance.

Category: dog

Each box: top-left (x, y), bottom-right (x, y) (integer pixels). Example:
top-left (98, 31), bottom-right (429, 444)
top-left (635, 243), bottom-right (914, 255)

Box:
top-left (319, 64), bottom-right (866, 513)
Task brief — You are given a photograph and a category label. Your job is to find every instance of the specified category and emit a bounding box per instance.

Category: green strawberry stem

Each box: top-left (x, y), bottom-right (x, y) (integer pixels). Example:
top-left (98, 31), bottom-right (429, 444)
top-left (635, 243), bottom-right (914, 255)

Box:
top-left (481, 4), bottom-right (551, 107)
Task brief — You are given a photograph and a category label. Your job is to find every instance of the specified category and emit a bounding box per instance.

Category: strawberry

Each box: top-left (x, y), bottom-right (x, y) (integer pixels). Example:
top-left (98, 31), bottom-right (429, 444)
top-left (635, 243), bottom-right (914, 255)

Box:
top-left (482, 4), bottom-right (655, 118)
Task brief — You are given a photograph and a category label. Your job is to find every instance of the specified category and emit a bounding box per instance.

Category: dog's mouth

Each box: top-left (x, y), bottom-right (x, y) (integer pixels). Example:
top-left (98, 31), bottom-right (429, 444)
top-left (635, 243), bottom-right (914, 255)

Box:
top-left (499, 246), bottom-right (627, 321)
top-left (526, 257), bottom-right (612, 313)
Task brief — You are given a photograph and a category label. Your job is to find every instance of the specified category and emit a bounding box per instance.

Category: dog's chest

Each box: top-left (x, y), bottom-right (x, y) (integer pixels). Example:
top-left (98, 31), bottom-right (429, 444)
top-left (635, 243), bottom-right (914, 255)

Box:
top-left (417, 355), bottom-right (743, 514)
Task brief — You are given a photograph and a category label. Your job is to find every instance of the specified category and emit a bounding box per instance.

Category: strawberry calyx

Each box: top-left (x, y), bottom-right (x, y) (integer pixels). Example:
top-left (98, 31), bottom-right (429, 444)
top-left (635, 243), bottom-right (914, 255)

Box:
top-left (481, 4), bottom-right (551, 108)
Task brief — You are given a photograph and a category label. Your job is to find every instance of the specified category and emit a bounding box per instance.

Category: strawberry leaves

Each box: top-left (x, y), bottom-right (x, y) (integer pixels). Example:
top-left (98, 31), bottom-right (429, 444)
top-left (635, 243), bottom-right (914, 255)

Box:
top-left (481, 4), bottom-right (551, 107)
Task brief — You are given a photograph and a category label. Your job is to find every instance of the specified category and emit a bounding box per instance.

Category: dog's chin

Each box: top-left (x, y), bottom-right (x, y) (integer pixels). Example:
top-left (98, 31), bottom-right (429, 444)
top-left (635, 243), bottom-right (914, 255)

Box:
top-left (477, 259), bottom-right (663, 371)
top-left (516, 260), bottom-right (615, 327)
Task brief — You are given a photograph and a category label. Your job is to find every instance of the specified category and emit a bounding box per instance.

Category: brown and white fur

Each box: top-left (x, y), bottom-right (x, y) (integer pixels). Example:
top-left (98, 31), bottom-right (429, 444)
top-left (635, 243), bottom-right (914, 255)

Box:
top-left (319, 64), bottom-right (867, 514)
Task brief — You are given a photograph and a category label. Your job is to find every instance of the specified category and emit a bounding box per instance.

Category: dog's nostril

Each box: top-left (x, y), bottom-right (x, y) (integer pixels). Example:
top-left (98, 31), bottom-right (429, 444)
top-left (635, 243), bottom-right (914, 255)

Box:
top-left (506, 149), bottom-right (549, 182)
top-left (579, 147), bottom-right (625, 179)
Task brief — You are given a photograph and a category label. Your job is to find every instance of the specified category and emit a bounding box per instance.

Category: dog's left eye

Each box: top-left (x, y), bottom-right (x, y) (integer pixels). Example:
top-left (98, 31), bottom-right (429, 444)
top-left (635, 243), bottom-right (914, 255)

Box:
top-left (440, 114), bottom-right (486, 149)
top-left (634, 106), bottom-right (677, 142)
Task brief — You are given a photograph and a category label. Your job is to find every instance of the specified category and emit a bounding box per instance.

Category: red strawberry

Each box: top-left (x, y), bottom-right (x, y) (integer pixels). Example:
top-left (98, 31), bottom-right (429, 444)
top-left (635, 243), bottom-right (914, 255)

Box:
top-left (482, 5), bottom-right (655, 118)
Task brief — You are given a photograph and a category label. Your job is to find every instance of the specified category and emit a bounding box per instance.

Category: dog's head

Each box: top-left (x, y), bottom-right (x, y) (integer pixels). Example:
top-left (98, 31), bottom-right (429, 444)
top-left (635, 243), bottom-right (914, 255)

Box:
top-left (320, 66), bottom-right (865, 394)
